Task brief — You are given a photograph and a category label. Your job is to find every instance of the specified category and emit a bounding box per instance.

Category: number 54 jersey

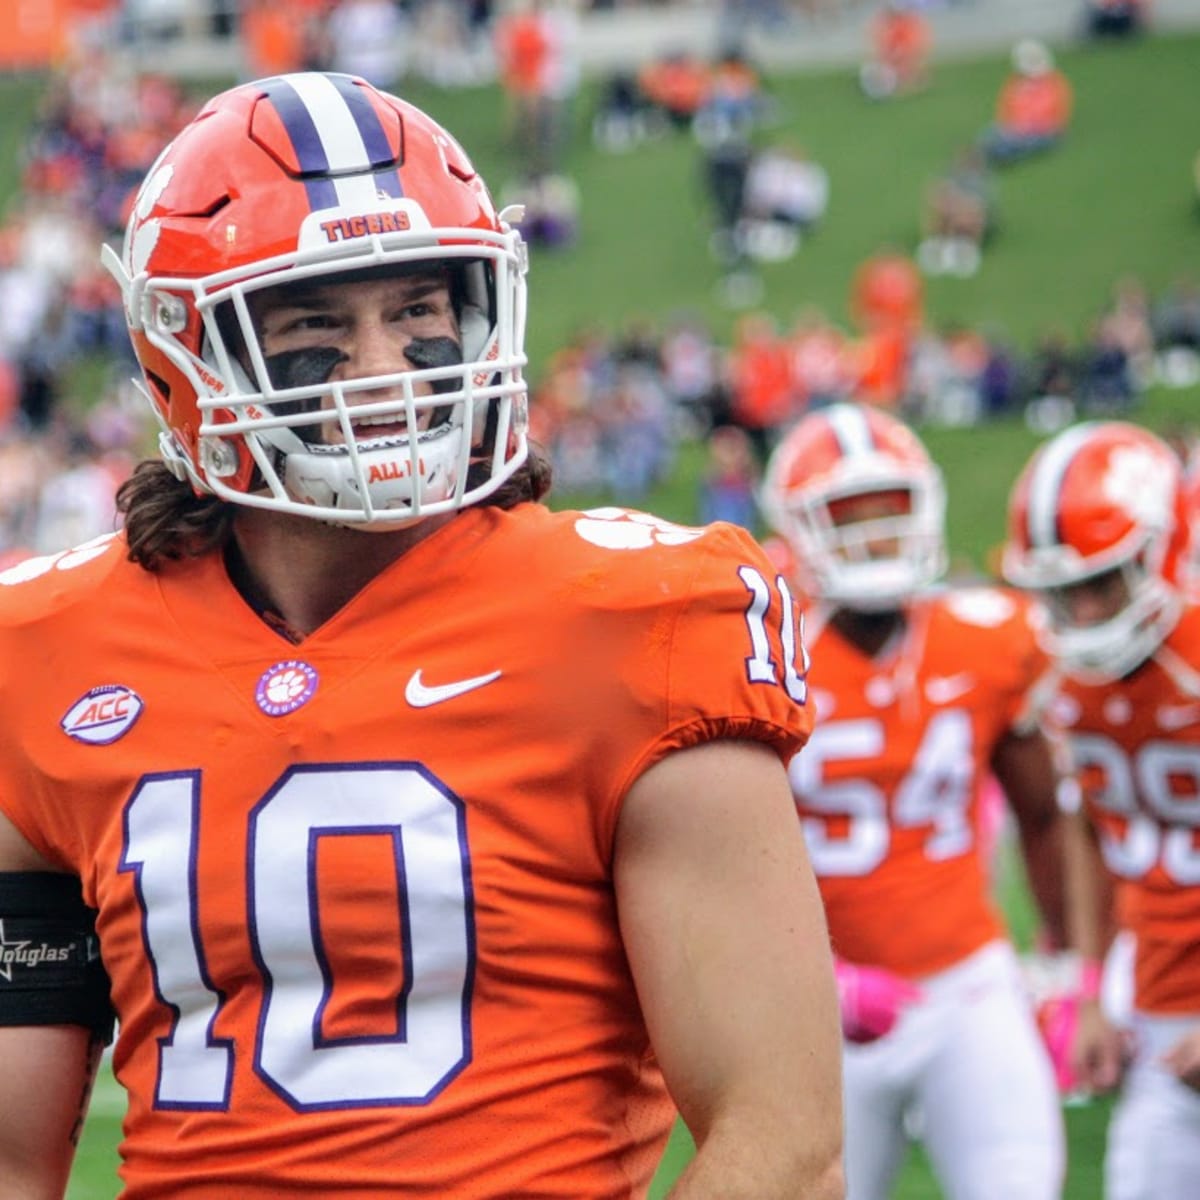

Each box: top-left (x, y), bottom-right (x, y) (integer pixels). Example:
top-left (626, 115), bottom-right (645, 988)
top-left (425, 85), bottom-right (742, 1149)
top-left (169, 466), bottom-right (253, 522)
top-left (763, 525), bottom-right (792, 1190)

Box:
top-left (0, 505), bottom-right (812, 1200)
top-left (792, 587), bottom-right (1050, 978)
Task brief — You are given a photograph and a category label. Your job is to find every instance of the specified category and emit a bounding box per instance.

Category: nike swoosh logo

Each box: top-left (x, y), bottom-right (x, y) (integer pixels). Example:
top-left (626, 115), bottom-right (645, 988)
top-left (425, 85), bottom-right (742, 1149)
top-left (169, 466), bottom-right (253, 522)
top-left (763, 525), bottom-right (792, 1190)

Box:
top-left (924, 673), bottom-right (975, 705)
top-left (405, 668), bottom-right (502, 708)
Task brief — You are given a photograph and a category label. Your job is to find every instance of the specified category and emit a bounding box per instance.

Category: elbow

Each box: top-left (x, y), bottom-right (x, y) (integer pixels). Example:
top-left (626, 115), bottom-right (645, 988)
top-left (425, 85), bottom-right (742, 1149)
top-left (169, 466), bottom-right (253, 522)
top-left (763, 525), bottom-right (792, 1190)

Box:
top-left (806, 1155), bottom-right (846, 1200)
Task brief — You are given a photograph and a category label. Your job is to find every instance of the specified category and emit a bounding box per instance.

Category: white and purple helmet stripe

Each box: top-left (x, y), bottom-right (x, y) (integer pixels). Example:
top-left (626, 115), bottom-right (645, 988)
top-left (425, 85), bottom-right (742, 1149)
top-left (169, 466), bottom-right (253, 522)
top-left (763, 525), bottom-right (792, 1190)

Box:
top-left (1025, 422), bottom-right (1097, 549)
top-left (260, 72), bottom-right (403, 211)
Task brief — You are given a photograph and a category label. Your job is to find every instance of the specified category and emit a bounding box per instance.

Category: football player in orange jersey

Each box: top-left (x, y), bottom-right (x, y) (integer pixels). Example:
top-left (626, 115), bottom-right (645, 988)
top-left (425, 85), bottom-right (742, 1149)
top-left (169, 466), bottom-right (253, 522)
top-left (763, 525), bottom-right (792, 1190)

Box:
top-left (762, 401), bottom-right (1068, 1199)
top-left (0, 73), bottom-right (844, 1199)
top-left (1005, 420), bottom-right (1200, 1200)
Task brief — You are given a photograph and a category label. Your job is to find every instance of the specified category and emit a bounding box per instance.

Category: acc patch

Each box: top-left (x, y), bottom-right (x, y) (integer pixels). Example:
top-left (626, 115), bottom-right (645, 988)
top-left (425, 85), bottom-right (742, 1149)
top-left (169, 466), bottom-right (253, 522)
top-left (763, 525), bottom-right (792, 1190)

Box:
top-left (61, 685), bottom-right (144, 745)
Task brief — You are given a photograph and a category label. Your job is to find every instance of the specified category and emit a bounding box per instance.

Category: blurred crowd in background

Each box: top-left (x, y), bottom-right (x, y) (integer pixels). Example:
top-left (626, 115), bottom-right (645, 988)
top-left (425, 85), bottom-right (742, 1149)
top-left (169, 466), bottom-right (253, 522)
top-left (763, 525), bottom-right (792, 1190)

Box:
top-left (0, 0), bottom-right (1188, 564)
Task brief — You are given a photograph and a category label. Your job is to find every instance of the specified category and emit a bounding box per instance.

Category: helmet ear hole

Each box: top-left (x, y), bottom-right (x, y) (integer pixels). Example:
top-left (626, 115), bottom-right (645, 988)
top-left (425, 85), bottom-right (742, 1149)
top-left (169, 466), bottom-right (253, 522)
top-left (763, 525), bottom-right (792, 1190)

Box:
top-left (145, 369), bottom-right (171, 407)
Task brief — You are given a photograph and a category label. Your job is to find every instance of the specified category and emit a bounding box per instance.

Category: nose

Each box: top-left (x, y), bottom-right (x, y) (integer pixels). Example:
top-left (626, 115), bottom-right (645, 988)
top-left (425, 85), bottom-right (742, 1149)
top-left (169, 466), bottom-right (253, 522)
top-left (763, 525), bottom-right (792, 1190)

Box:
top-left (343, 317), bottom-right (409, 381)
top-left (1060, 582), bottom-right (1115, 627)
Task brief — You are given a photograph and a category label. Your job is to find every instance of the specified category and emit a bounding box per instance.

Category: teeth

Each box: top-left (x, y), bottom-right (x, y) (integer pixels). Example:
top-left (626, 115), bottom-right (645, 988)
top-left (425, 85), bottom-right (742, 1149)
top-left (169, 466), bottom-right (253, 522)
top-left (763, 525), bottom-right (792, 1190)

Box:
top-left (352, 413), bottom-right (404, 427)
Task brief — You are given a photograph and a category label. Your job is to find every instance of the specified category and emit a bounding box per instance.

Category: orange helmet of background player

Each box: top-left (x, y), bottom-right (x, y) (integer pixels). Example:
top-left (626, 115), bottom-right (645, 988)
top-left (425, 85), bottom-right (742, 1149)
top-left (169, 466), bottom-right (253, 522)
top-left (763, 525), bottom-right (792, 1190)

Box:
top-left (1003, 420), bottom-right (1189, 680)
top-left (103, 72), bottom-right (530, 526)
top-left (761, 402), bottom-right (946, 610)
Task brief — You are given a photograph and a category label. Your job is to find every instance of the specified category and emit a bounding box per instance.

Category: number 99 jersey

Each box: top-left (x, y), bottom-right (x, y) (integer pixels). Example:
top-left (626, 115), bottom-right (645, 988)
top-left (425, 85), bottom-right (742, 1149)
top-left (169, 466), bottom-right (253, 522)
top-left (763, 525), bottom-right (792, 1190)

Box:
top-left (1051, 602), bottom-right (1200, 1015)
top-left (0, 504), bottom-right (812, 1199)
top-left (792, 587), bottom-right (1049, 978)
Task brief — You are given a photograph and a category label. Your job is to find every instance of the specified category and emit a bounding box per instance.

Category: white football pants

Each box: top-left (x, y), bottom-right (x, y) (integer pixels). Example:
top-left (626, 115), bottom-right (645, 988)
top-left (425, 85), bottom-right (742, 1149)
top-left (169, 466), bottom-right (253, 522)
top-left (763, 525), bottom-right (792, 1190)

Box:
top-left (841, 940), bottom-right (1065, 1200)
top-left (1105, 1010), bottom-right (1200, 1200)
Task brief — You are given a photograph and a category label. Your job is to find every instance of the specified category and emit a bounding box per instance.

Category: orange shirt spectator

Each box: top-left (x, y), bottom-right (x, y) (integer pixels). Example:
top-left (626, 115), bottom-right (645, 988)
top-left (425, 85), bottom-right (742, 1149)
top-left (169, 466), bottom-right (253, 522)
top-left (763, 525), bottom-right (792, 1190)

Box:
top-left (851, 251), bottom-right (925, 335)
top-left (638, 54), bottom-right (711, 124)
top-left (852, 325), bottom-right (910, 410)
top-left (727, 314), bottom-right (796, 459)
top-left (495, 4), bottom-right (551, 98)
top-left (982, 41), bottom-right (1073, 165)
top-left (244, 0), bottom-right (310, 77)
top-left (875, 6), bottom-right (931, 87)
top-left (996, 70), bottom-right (1073, 138)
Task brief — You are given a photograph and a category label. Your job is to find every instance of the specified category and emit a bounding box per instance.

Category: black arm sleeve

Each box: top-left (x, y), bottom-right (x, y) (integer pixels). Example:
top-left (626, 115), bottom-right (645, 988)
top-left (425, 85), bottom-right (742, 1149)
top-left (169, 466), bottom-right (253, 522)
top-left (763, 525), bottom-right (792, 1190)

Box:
top-left (0, 872), bottom-right (115, 1043)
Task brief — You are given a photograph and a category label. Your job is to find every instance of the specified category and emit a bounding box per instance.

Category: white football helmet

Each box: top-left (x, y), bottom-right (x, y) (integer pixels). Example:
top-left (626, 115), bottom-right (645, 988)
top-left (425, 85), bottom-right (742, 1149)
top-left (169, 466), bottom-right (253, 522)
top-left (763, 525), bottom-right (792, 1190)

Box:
top-left (761, 403), bottom-right (946, 610)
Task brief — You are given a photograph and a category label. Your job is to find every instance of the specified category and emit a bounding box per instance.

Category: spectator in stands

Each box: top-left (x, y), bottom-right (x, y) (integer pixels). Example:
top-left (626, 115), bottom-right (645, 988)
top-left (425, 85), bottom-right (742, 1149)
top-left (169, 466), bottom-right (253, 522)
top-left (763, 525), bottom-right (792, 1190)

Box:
top-left (726, 312), bottom-right (796, 463)
top-left (859, 0), bottom-right (932, 101)
top-left (325, 0), bottom-right (409, 88)
top-left (848, 248), bottom-right (924, 410)
top-left (495, 0), bottom-right (578, 178)
top-left (700, 122), bottom-right (754, 272)
top-left (242, 0), bottom-right (329, 78)
top-left (637, 49), bottom-right (710, 132)
top-left (500, 172), bottom-right (580, 249)
top-left (591, 71), bottom-right (649, 153)
top-left (698, 424), bottom-right (760, 530)
top-left (917, 146), bottom-right (996, 278)
top-left (1101, 275), bottom-right (1157, 391)
top-left (692, 47), bottom-right (768, 148)
top-left (660, 313), bottom-right (724, 436)
top-left (738, 140), bottom-right (830, 263)
top-left (693, 48), bottom-right (770, 284)
top-left (980, 40), bottom-right (1074, 166)
top-left (1078, 315), bottom-right (1137, 415)
top-left (1024, 327), bottom-right (1079, 433)
top-left (788, 306), bottom-right (853, 412)
top-left (1158, 279), bottom-right (1200, 349)
top-left (1084, 0), bottom-right (1149, 38)
top-left (851, 247), bottom-right (924, 337)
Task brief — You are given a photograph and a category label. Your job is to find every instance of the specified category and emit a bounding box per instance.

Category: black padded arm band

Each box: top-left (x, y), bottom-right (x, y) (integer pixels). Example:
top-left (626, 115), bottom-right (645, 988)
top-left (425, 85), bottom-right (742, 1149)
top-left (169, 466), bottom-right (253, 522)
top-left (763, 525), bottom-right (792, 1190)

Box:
top-left (0, 872), bottom-right (115, 1043)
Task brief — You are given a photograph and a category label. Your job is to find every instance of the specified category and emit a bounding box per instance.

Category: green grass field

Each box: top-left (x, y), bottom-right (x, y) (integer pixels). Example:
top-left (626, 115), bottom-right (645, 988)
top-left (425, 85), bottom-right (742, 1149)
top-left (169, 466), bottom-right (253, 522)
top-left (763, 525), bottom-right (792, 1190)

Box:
top-left (1, 23), bottom-right (1194, 1197)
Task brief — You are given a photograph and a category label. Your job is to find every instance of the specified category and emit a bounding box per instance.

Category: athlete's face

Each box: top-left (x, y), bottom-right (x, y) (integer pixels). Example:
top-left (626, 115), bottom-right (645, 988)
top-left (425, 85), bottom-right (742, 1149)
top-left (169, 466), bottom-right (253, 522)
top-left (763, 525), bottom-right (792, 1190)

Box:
top-left (1047, 567), bottom-right (1130, 628)
top-left (249, 269), bottom-right (461, 443)
top-left (827, 489), bottom-right (910, 560)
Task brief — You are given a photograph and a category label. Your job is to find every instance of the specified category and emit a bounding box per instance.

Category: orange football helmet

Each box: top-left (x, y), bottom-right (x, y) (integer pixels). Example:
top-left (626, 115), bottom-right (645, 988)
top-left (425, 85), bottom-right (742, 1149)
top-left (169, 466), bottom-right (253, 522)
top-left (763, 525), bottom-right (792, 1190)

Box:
top-left (760, 402), bottom-right (946, 610)
top-left (1003, 421), bottom-right (1188, 679)
top-left (103, 72), bottom-right (529, 525)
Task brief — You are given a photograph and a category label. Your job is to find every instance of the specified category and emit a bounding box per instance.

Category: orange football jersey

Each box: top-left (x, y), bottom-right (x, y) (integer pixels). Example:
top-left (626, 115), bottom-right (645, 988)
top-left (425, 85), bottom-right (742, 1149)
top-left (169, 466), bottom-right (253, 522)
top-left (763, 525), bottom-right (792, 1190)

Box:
top-left (1052, 603), bottom-right (1200, 1014)
top-left (0, 504), bottom-right (812, 1199)
top-left (792, 587), bottom-right (1049, 978)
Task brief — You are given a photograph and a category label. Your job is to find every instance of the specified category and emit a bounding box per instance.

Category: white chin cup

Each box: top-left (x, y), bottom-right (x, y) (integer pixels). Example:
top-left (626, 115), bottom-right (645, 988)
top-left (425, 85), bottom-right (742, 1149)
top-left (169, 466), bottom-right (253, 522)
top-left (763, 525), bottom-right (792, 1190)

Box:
top-left (822, 558), bottom-right (930, 611)
top-left (1050, 581), bottom-right (1180, 681)
top-left (279, 423), bottom-right (464, 521)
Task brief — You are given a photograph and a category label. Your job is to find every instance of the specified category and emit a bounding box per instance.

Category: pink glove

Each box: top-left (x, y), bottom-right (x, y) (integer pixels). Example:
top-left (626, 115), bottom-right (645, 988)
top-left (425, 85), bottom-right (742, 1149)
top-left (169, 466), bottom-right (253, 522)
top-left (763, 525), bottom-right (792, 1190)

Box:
top-left (834, 959), bottom-right (923, 1044)
top-left (1034, 959), bottom-right (1102, 1094)
top-left (1036, 992), bottom-right (1080, 1093)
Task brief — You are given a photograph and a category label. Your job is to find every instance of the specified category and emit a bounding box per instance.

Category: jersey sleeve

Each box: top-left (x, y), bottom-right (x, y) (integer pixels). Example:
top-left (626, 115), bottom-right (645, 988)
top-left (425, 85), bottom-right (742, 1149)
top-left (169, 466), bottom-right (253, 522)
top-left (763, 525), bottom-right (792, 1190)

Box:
top-left (611, 520), bottom-right (814, 803)
top-left (943, 587), bottom-right (1052, 734)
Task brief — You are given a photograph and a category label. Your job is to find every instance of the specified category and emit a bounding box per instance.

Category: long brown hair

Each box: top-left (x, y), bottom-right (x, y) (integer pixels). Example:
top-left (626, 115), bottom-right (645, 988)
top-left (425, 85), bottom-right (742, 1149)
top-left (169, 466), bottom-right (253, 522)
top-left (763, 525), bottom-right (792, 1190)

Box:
top-left (117, 449), bottom-right (554, 572)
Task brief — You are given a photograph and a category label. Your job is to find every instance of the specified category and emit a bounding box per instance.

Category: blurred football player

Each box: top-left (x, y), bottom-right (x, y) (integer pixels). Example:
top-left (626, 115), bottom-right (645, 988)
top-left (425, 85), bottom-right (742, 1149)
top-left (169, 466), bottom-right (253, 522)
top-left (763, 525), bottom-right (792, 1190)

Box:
top-left (0, 73), bottom-right (844, 1198)
top-left (1005, 419), bottom-right (1200, 1200)
top-left (762, 401), bottom-right (1067, 1199)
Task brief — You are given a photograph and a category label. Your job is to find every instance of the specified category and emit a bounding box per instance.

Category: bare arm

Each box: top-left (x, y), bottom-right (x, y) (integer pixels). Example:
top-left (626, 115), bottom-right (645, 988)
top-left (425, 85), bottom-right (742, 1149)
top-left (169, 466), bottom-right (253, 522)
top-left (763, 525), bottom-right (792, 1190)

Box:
top-left (615, 739), bottom-right (844, 1200)
top-left (990, 727), bottom-right (1068, 949)
top-left (0, 809), bottom-right (102, 1199)
top-left (1061, 803), bottom-right (1127, 1093)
